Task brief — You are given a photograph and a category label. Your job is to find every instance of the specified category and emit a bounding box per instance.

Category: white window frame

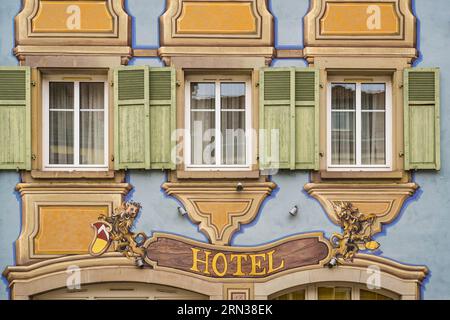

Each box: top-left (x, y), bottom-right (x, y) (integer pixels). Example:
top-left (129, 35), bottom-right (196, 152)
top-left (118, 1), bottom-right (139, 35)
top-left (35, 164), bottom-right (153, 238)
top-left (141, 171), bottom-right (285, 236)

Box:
top-left (185, 74), bottom-right (252, 171)
top-left (43, 75), bottom-right (109, 171)
top-left (327, 76), bottom-right (392, 171)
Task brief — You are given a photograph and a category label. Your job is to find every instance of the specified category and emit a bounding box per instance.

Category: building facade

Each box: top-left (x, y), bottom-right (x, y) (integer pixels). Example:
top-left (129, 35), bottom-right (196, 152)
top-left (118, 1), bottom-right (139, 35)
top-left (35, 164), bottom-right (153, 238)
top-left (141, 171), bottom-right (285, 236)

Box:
top-left (0, 0), bottom-right (448, 300)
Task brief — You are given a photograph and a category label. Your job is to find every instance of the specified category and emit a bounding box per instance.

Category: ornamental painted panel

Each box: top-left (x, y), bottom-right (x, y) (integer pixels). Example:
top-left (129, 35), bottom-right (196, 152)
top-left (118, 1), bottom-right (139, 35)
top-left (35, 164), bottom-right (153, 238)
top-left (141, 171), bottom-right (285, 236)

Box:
top-left (14, 182), bottom-right (130, 265)
top-left (160, 0), bottom-right (274, 46)
top-left (14, 0), bottom-right (131, 59)
top-left (31, 0), bottom-right (115, 35)
top-left (34, 205), bottom-right (109, 255)
top-left (304, 0), bottom-right (416, 47)
top-left (163, 182), bottom-right (277, 246)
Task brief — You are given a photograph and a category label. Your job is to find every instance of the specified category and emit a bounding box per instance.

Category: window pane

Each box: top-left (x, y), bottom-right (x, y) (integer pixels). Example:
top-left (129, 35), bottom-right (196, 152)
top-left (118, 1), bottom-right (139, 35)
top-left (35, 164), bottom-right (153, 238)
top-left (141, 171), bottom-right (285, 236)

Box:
top-left (49, 82), bottom-right (74, 109)
top-left (362, 112), bottom-right (386, 165)
top-left (221, 111), bottom-right (246, 165)
top-left (191, 111), bottom-right (215, 165)
top-left (191, 83), bottom-right (215, 109)
top-left (360, 289), bottom-right (393, 300)
top-left (221, 83), bottom-right (246, 165)
top-left (318, 287), bottom-right (351, 300)
top-left (331, 83), bottom-right (356, 110)
top-left (272, 290), bottom-right (306, 300)
top-left (79, 82), bottom-right (105, 165)
top-left (191, 83), bottom-right (216, 165)
top-left (221, 83), bottom-right (245, 110)
top-left (80, 112), bottom-right (104, 165)
top-left (49, 111), bottom-right (74, 164)
top-left (331, 111), bottom-right (356, 165)
top-left (362, 83), bottom-right (386, 110)
top-left (80, 82), bottom-right (104, 110)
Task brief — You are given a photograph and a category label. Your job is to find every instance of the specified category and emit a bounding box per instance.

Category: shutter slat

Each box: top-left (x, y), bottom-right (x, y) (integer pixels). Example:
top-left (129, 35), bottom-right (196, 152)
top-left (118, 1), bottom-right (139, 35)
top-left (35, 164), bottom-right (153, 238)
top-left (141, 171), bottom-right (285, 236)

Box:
top-left (404, 68), bottom-right (440, 170)
top-left (0, 67), bottom-right (30, 170)
top-left (263, 71), bottom-right (291, 101)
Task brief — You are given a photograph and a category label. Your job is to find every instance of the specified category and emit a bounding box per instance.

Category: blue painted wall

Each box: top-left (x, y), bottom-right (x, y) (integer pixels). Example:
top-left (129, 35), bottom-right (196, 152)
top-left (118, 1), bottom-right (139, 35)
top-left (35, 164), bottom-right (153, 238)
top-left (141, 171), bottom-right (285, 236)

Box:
top-left (0, 0), bottom-right (449, 299)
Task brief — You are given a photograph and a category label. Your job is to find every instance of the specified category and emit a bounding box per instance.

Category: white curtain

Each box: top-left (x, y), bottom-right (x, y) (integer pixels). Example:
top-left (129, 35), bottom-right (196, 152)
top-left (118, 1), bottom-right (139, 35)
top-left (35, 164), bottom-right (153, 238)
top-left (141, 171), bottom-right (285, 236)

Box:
top-left (190, 82), bottom-right (247, 166)
top-left (221, 83), bottom-right (246, 165)
top-left (331, 83), bottom-right (356, 165)
top-left (79, 82), bottom-right (105, 165)
top-left (191, 83), bottom-right (215, 165)
top-left (361, 84), bottom-right (386, 165)
top-left (49, 82), bottom-right (74, 165)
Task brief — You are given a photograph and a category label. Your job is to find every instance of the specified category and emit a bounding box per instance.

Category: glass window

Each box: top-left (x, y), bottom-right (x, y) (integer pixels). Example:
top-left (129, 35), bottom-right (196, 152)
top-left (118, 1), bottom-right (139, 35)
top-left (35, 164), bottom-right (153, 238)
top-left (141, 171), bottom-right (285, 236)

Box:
top-left (49, 82), bottom-right (74, 165)
top-left (329, 80), bottom-right (390, 170)
top-left (360, 289), bottom-right (393, 300)
top-left (331, 83), bottom-right (356, 165)
top-left (272, 290), bottom-right (306, 301)
top-left (46, 79), bottom-right (107, 169)
top-left (318, 286), bottom-right (352, 300)
top-left (188, 80), bottom-right (249, 168)
top-left (361, 84), bottom-right (386, 165)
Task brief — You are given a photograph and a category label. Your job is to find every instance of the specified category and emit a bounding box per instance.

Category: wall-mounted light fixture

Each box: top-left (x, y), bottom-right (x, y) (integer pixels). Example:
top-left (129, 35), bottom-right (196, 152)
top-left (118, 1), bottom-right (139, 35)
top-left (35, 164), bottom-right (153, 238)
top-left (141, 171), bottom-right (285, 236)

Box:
top-left (236, 182), bottom-right (244, 192)
top-left (325, 257), bottom-right (338, 269)
top-left (177, 206), bottom-right (188, 216)
top-left (289, 205), bottom-right (299, 216)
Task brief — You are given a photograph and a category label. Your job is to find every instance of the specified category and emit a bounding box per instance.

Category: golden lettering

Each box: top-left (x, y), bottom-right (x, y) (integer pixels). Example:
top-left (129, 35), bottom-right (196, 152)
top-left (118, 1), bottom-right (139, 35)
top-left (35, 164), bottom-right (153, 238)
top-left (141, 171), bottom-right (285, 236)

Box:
top-left (249, 253), bottom-right (266, 276)
top-left (230, 254), bottom-right (248, 276)
top-left (267, 250), bottom-right (285, 274)
top-left (190, 248), bottom-right (211, 275)
top-left (212, 253), bottom-right (227, 277)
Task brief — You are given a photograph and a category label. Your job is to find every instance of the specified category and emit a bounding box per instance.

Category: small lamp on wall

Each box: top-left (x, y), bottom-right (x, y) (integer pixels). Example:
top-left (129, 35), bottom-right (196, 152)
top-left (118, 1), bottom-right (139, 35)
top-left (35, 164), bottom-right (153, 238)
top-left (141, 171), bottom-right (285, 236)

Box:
top-left (177, 206), bottom-right (188, 216)
top-left (289, 205), bottom-right (299, 216)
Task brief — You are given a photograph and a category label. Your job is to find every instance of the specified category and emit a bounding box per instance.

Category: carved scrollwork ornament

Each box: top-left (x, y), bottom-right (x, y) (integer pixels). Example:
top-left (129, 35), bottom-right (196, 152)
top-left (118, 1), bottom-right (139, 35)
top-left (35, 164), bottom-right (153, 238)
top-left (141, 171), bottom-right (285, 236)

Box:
top-left (329, 201), bottom-right (380, 264)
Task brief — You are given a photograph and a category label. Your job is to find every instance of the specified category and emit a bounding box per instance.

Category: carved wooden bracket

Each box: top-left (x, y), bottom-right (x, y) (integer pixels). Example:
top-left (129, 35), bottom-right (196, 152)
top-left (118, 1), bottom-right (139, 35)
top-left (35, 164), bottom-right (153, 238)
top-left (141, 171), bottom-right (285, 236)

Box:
top-left (163, 182), bottom-right (277, 245)
top-left (304, 183), bottom-right (418, 235)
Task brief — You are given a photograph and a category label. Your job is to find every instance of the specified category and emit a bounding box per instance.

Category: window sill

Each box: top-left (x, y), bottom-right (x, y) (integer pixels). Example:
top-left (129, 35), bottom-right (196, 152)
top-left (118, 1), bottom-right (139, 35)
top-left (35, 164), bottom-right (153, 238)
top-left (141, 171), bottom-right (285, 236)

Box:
top-left (176, 169), bottom-right (260, 180)
top-left (318, 170), bottom-right (405, 180)
top-left (30, 170), bottom-right (116, 179)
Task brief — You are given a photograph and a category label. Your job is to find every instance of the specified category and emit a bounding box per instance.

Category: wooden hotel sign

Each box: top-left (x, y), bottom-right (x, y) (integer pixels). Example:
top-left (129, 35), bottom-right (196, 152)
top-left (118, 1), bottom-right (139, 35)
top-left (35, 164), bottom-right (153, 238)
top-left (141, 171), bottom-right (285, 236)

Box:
top-left (31, 0), bottom-right (115, 34)
top-left (144, 233), bottom-right (331, 279)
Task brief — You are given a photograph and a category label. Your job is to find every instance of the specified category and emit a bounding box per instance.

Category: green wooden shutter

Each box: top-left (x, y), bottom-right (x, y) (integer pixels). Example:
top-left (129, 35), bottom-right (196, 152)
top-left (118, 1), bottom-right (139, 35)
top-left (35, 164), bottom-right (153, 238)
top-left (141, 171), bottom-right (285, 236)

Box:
top-left (114, 66), bottom-right (150, 169)
top-left (404, 68), bottom-right (440, 170)
top-left (149, 67), bottom-right (176, 169)
top-left (0, 67), bottom-right (31, 170)
top-left (260, 68), bottom-right (294, 170)
top-left (260, 67), bottom-right (319, 171)
top-left (294, 68), bottom-right (319, 170)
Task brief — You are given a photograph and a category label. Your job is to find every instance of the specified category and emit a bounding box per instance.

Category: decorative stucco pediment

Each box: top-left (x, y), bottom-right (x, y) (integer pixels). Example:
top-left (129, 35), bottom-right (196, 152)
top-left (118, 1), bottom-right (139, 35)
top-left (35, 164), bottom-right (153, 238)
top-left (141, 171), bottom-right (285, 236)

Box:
top-left (160, 0), bottom-right (274, 47)
top-left (14, 0), bottom-right (132, 62)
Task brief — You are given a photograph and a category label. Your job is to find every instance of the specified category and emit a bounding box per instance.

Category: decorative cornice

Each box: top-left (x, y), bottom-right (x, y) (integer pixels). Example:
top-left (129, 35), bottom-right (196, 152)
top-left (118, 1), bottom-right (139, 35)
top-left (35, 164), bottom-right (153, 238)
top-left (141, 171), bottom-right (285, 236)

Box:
top-left (304, 182), bottom-right (418, 235)
top-left (163, 182), bottom-right (276, 245)
top-left (16, 182), bottom-right (132, 196)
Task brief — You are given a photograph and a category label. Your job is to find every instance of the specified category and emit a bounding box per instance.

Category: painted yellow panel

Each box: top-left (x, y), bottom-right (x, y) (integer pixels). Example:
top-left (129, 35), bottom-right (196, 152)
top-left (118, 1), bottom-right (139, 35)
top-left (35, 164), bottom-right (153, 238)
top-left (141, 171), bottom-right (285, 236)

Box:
top-left (34, 205), bottom-right (109, 255)
top-left (32, 0), bottom-right (114, 33)
top-left (176, 2), bottom-right (257, 35)
top-left (320, 2), bottom-right (400, 36)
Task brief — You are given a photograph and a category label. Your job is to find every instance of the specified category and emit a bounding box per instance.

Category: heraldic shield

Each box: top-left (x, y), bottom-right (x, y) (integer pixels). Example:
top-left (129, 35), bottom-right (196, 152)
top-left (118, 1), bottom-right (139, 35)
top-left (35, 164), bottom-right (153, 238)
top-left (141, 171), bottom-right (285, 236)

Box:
top-left (89, 221), bottom-right (112, 256)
